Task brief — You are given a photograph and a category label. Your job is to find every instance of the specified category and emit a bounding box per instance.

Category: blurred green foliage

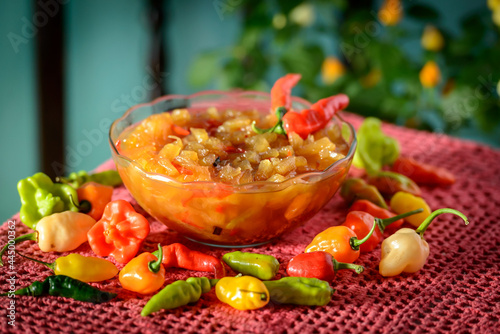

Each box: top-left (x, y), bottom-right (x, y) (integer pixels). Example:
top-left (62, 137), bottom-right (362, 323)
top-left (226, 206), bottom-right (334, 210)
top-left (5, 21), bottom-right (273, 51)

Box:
top-left (190, 0), bottom-right (500, 145)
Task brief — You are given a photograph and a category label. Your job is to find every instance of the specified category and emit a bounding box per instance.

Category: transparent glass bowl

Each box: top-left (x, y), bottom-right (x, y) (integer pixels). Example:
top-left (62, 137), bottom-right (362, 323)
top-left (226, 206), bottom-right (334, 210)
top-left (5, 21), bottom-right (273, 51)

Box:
top-left (109, 91), bottom-right (357, 247)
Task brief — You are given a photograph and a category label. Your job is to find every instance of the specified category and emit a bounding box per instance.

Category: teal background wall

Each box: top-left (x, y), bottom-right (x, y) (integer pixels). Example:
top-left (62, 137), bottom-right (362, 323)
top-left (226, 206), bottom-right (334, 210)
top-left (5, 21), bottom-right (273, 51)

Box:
top-left (0, 0), bottom-right (493, 220)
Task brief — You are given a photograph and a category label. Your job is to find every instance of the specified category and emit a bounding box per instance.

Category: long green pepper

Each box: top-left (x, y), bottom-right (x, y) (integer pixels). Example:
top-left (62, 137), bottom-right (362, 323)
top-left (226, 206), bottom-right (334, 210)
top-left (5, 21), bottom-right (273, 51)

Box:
top-left (18, 173), bottom-right (79, 229)
top-left (222, 251), bottom-right (280, 280)
top-left (263, 277), bottom-right (334, 306)
top-left (1, 275), bottom-right (116, 303)
top-left (141, 277), bottom-right (212, 316)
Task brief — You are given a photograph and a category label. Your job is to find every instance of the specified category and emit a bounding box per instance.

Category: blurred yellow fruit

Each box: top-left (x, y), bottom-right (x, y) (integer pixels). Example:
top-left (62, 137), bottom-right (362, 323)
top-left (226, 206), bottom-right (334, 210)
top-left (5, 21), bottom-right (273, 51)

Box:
top-left (421, 25), bottom-right (444, 52)
top-left (321, 57), bottom-right (345, 85)
top-left (290, 3), bottom-right (315, 27)
top-left (488, 0), bottom-right (500, 11)
top-left (419, 61), bottom-right (441, 88)
top-left (378, 0), bottom-right (403, 26)
top-left (272, 13), bottom-right (287, 30)
top-left (493, 7), bottom-right (500, 26)
top-left (361, 69), bottom-right (382, 88)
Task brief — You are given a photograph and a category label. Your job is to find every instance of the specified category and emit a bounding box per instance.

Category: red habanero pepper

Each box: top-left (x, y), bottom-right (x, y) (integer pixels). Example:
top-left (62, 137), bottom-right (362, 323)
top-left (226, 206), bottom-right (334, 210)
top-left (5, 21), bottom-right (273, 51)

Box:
top-left (286, 251), bottom-right (364, 281)
top-left (152, 243), bottom-right (225, 278)
top-left (348, 200), bottom-right (404, 234)
top-left (341, 209), bottom-right (423, 253)
top-left (76, 182), bottom-right (114, 221)
top-left (392, 156), bottom-right (456, 186)
top-left (87, 200), bottom-right (150, 264)
top-left (270, 73), bottom-right (302, 111)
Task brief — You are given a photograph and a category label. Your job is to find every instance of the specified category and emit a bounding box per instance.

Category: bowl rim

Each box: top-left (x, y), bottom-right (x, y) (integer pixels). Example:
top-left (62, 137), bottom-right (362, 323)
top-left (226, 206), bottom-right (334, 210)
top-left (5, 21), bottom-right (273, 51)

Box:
top-left (108, 90), bottom-right (357, 191)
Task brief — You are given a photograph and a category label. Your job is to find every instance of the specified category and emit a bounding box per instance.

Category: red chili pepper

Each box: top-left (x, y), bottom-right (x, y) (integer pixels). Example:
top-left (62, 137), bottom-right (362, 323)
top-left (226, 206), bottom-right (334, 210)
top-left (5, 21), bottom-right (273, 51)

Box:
top-left (254, 74), bottom-right (349, 139)
top-left (367, 171), bottom-right (421, 196)
top-left (392, 156), bottom-right (456, 186)
top-left (341, 209), bottom-right (423, 253)
top-left (152, 243), bottom-right (225, 278)
top-left (348, 200), bottom-right (404, 234)
top-left (172, 124), bottom-right (190, 136)
top-left (87, 200), bottom-right (150, 263)
top-left (270, 73), bottom-right (302, 111)
top-left (286, 251), bottom-right (364, 281)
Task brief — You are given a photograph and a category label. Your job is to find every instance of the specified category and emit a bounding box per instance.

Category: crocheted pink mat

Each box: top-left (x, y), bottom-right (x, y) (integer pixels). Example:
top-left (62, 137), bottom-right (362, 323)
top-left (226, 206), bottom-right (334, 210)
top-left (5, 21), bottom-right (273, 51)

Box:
top-left (1, 113), bottom-right (499, 333)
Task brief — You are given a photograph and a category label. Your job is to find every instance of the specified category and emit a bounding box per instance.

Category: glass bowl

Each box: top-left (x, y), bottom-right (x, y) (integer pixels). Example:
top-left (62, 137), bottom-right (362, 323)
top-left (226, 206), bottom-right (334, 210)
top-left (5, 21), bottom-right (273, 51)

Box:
top-left (109, 91), bottom-right (356, 247)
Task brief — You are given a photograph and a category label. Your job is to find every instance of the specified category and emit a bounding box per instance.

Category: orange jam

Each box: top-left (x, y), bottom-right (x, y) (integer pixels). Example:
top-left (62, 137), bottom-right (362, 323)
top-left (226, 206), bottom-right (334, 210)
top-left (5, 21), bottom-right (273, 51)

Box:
top-left (118, 107), bottom-right (349, 184)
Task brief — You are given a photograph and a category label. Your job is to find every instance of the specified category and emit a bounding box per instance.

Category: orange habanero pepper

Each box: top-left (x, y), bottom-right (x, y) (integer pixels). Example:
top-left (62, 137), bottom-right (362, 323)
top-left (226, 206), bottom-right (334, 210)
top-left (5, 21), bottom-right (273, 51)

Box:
top-left (119, 244), bottom-right (165, 294)
top-left (77, 181), bottom-right (114, 221)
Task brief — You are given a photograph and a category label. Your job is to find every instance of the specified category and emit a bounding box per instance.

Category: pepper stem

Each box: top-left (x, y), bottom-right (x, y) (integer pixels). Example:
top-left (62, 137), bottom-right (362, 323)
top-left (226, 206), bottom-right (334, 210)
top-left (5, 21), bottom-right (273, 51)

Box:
top-left (0, 232), bottom-right (38, 266)
top-left (350, 220), bottom-right (377, 250)
top-left (148, 244), bottom-right (163, 273)
top-left (332, 258), bottom-right (364, 274)
top-left (251, 107), bottom-right (288, 135)
top-left (16, 252), bottom-right (56, 271)
top-left (415, 208), bottom-right (469, 237)
top-left (238, 289), bottom-right (269, 301)
top-left (69, 195), bottom-right (89, 214)
top-left (376, 208), bottom-right (424, 232)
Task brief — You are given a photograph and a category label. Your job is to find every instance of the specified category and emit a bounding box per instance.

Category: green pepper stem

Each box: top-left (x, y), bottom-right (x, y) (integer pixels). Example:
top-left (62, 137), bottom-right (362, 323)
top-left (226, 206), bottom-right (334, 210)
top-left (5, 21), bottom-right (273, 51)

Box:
top-left (148, 244), bottom-right (163, 273)
top-left (251, 107), bottom-right (288, 135)
top-left (377, 208), bottom-right (424, 232)
top-left (0, 232), bottom-right (38, 266)
top-left (238, 289), bottom-right (269, 301)
top-left (415, 208), bottom-right (469, 237)
top-left (333, 258), bottom-right (364, 274)
top-left (209, 279), bottom-right (220, 287)
top-left (350, 220), bottom-right (377, 250)
top-left (16, 252), bottom-right (56, 271)
top-left (69, 195), bottom-right (90, 213)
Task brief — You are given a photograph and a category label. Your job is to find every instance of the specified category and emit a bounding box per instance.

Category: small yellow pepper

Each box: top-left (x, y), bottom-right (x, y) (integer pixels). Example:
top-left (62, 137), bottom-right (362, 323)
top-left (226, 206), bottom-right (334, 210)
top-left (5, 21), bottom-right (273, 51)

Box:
top-left (419, 61), bottom-right (441, 88)
top-left (421, 25), bottom-right (444, 52)
top-left (19, 253), bottom-right (118, 282)
top-left (390, 191), bottom-right (431, 227)
top-left (215, 275), bottom-right (270, 310)
top-left (379, 208), bottom-right (469, 277)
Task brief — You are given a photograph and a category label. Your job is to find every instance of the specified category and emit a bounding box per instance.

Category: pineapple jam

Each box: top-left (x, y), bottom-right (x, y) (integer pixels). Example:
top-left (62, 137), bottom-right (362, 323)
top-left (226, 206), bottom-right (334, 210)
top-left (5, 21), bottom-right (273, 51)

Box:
top-left (117, 107), bottom-right (350, 184)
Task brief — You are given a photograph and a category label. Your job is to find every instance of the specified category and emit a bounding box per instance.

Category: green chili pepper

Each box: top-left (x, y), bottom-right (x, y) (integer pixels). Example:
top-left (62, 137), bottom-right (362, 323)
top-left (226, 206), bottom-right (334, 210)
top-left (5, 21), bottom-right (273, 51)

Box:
top-left (141, 277), bottom-right (212, 316)
top-left (263, 277), bottom-right (334, 306)
top-left (340, 178), bottom-right (388, 209)
top-left (222, 251), bottom-right (280, 280)
top-left (58, 170), bottom-right (122, 188)
top-left (353, 117), bottom-right (400, 175)
top-left (367, 171), bottom-right (421, 196)
top-left (0, 275), bottom-right (116, 303)
top-left (18, 173), bottom-right (79, 229)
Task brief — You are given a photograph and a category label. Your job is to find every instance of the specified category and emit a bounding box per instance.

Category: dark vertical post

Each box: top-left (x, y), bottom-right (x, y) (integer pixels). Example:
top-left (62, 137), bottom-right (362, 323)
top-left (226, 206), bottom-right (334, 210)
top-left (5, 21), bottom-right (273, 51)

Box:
top-left (35, 0), bottom-right (65, 178)
top-left (148, 0), bottom-right (167, 99)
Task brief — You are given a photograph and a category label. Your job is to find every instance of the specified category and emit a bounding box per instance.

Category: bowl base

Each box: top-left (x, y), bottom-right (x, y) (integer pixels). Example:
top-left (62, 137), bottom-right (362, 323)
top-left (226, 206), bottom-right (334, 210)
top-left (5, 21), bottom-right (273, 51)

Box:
top-left (184, 236), bottom-right (272, 248)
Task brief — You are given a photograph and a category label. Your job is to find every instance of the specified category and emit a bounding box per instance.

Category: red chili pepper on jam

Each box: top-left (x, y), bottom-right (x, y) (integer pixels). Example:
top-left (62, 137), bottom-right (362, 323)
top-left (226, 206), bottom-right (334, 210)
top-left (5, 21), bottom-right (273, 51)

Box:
top-left (270, 73), bottom-right (302, 111)
top-left (392, 156), bottom-right (456, 186)
top-left (348, 199), bottom-right (404, 234)
top-left (341, 209), bottom-right (423, 253)
top-left (253, 74), bottom-right (349, 139)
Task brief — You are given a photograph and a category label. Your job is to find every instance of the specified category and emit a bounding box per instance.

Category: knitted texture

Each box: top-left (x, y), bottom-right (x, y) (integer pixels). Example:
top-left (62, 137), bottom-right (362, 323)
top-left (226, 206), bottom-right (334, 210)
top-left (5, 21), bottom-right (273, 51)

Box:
top-left (1, 113), bottom-right (499, 333)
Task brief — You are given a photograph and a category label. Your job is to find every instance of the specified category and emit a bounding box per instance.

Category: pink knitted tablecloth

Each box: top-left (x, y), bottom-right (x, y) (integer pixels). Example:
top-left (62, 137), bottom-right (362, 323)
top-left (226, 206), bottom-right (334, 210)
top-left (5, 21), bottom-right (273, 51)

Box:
top-left (1, 113), bottom-right (499, 333)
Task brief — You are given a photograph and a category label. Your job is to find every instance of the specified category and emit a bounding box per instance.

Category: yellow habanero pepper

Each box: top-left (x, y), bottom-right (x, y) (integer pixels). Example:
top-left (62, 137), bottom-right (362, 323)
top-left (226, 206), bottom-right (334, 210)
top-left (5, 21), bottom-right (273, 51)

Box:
top-left (390, 192), bottom-right (431, 227)
top-left (379, 208), bottom-right (469, 277)
top-left (0, 212), bottom-right (96, 265)
top-left (19, 253), bottom-right (118, 283)
top-left (215, 276), bottom-right (270, 311)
